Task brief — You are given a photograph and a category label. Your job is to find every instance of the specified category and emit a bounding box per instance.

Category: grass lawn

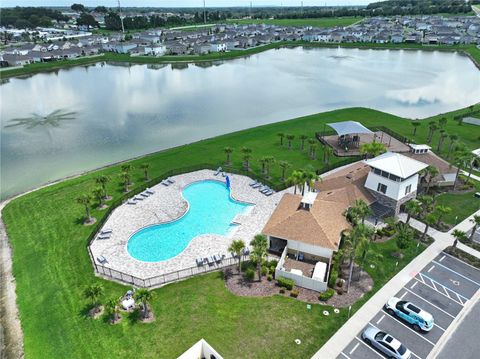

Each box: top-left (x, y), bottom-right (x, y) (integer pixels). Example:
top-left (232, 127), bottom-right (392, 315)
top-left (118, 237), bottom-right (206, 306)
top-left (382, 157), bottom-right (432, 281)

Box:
top-left (1, 106), bottom-right (443, 358)
top-left (227, 17), bottom-right (362, 28)
top-left (435, 177), bottom-right (480, 226)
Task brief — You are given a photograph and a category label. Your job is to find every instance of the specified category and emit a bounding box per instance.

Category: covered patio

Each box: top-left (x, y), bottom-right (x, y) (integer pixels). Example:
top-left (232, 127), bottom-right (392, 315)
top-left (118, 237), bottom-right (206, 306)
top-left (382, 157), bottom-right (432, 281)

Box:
top-left (318, 121), bottom-right (409, 156)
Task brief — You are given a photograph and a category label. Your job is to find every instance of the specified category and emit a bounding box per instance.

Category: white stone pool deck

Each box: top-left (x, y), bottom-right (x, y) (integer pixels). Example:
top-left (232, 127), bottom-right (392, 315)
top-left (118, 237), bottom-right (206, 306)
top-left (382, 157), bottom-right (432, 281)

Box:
top-left (89, 169), bottom-right (292, 280)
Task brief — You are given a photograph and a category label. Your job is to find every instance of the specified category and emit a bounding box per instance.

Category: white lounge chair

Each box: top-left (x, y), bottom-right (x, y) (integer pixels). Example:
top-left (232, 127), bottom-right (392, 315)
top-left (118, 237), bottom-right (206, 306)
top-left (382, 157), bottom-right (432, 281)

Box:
top-left (161, 180), bottom-right (169, 186)
top-left (166, 177), bottom-right (175, 184)
top-left (97, 256), bottom-right (107, 264)
top-left (100, 229), bottom-right (113, 235)
top-left (140, 192), bottom-right (149, 198)
top-left (134, 196), bottom-right (143, 201)
top-left (196, 258), bottom-right (204, 266)
top-left (249, 180), bottom-right (258, 187)
top-left (97, 233), bottom-right (111, 240)
top-left (252, 182), bottom-right (262, 189)
top-left (145, 188), bottom-right (155, 195)
top-left (127, 199), bottom-right (136, 205)
top-left (214, 167), bottom-right (222, 176)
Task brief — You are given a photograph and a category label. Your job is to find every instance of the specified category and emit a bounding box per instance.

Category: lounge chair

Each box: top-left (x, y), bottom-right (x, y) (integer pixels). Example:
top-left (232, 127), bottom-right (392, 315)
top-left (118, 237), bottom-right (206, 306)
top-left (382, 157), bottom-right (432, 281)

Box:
top-left (213, 167), bottom-right (222, 176)
top-left (127, 199), bottom-right (136, 205)
top-left (260, 186), bottom-right (271, 194)
top-left (100, 229), bottom-right (112, 235)
top-left (140, 191), bottom-right (150, 198)
top-left (221, 172), bottom-right (226, 177)
top-left (145, 188), bottom-right (155, 195)
top-left (97, 255), bottom-right (107, 264)
top-left (214, 254), bottom-right (222, 262)
top-left (166, 177), bottom-right (175, 184)
top-left (134, 196), bottom-right (143, 201)
top-left (265, 190), bottom-right (274, 196)
top-left (161, 180), bottom-right (169, 186)
top-left (249, 180), bottom-right (258, 187)
top-left (207, 256), bottom-right (215, 265)
top-left (196, 258), bottom-right (204, 266)
top-left (252, 182), bottom-right (262, 189)
top-left (298, 252), bottom-right (305, 261)
top-left (98, 233), bottom-right (111, 240)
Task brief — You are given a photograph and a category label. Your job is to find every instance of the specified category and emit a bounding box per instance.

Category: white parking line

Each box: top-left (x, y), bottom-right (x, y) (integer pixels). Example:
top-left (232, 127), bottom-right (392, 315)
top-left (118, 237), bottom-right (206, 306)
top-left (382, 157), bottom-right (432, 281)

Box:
top-left (432, 260), bottom-right (480, 287)
top-left (411, 281), bottom-right (418, 290)
top-left (340, 352), bottom-right (351, 359)
top-left (376, 314), bottom-right (385, 324)
top-left (381, 309), bottom-right (436, 346)
top-left (439, 255), bottom-right (445, 262)
top-left (404, 286), bottom-right (456, 318)
top-left (400, 291), bottom-right (407, 299)
top-left (349, 342), bottom-right (360, 355)
top-left (434, 323), bottom-right (446, 332)
top-left (355, 336), bottom-right (385, 358)
top-left (416, 273), bottom-right (467, 305)
top-left (442, 251), bottom-right (480, 272)
top-left (428, 265), bottom-right (435, 273)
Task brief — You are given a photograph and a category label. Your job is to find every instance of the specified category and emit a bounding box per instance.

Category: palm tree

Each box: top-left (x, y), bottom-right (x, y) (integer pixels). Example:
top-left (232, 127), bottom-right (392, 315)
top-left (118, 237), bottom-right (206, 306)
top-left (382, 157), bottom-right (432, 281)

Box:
top-left (395, 223), bottom-right (414, 251)
top-left (134, 288), bottom-right (153, 320)
top-left (307, 138), bottom-right (316, 158)
top-left (92, 187), bottom-right (106, 209)
top-left (259, 157), bottom-right (268, 175)
top-left (224, 147), bottom-right (233, 165)
top-left (120, 171), bottom-right (131, 193)
top-left (228, 239), bottom-right (246, 272)
top-left (438, 116), bottom-right (447, 129)
top-left (140, 163), bottom-right (150, 181)
top-left (453, 150), bottom-right (468, 190)
top-left (277, 132), bottom-right (285, 146)
top-left (469, 215), bottom-right (480, 241)
top-left (95, 175), bottom-right (111, 200)
top-left (355, 226), bottom-right (379, 279)
top-left (404, 200), bottom-right (421, 224)
top-left (105, 297), bottom-right (121, 323)
top-left (121, 164), bottom-right (133, 185)
top-left (434, 205), bottom-right (452, 226)
top-left (286, 134), bottom-right (295, 150)
top-left (299, 134), bottom-right (308, 151)
top-left (422, 166), bottom-right (439, 193)
top-left (76, 194), bottom-right (94, 224)
top-left (463, 152), bottom-right (476, 183)
top-left (278, 160), bottom-right (291, 181)
top-left (422, 213), bottom-right (437, 240)
top-left (323, 145), bottom-right (334, 165)
top-left (411, 121), bottom-right (421, 136)
top-left (300, 170), bottom-right (317, 195)
top-left (418, 195), bottom-right (434, 216)
top-left (447, 134), bottom-right (458, 158)
top-left (452, 229), bottom-right (468, 248)
top-left (309, 143), bottom-right (318, 160)
top-left (250, 234), bottom-right (268, 280)
top-left (436, 130), bottom-right (448, 152)
top-left (84, 283), bottom-right (104, 313)
top-left (287, 170), bottom-right (304, 194)
top-left (359, 142), bottom-right (387, 159)
top-left (241, 147), bottom-right (252, 171)
top-left (344, 225), bottom-right (370, 292)
top-left (427, 121), bottom-right (438, 144)
top-left (264, 156), bottom-right (275, 178)
top-left (353, 199), bottom-right (373, 225)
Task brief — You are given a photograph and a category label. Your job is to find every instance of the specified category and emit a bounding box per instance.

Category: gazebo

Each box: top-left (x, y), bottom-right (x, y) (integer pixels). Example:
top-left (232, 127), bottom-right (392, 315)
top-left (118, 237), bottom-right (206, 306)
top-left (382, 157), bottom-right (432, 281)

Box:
top-left (325, 121), bottom-right (373, 150)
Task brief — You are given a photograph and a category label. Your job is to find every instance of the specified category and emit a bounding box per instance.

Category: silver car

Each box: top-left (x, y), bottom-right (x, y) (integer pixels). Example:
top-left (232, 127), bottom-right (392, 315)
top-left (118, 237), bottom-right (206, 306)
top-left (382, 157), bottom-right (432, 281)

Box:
top-left (362, 325), bottom-right (412, 359)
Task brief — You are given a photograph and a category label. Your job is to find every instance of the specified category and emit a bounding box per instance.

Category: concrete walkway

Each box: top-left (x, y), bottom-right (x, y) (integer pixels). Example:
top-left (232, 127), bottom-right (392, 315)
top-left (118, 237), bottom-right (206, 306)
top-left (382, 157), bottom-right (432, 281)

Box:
top-left (312, 208), bottom-right (480, 359)
top-left (461, 170), bottom-right (480, 183)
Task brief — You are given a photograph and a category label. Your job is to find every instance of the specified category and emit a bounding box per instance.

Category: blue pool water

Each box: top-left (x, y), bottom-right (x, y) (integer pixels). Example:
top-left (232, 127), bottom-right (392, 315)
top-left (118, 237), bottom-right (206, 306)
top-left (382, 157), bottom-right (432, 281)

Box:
top-left (127, 180), bottom-right (251, 262)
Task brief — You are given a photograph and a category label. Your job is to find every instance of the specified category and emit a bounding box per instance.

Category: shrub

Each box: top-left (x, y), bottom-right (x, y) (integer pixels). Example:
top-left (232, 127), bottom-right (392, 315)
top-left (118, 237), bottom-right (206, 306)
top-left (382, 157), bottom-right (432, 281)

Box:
top-left (261, 266), bottom-right (268, 276)
top-left (277, 277), bottom-right (295, 290)
top-left (245, 268), bottom-right (255, 281)
top-left (328, 269), bottom-right (338, 288)
top-left (290, 289), bottom-right (299, 298)
top-left (267, 259), bottom-right (278, 268)
top-left (279, 288), bottom-right (285, 294)
top-left (267, 274), bottom-right (273, 281)
top-left (318, 288), bottom-right (335, 301)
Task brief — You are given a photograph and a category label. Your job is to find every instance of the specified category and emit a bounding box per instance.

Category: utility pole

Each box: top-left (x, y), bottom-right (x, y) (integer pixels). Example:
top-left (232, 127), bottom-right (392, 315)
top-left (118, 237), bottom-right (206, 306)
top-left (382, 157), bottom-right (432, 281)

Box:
top-left (118, 0), bottom-right (125, 34)
top-left (203, 0), bottom-right (207, 24)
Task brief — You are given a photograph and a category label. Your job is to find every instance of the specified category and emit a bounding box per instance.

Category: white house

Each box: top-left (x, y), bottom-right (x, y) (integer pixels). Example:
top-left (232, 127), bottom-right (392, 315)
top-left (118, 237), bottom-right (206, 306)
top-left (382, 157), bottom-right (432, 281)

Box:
top-left (409, 144), bottom-right (431, 155)
top-left (144, 44), bottom-right (167, 56)
top-left (364, 152), bottom-right (428, 214)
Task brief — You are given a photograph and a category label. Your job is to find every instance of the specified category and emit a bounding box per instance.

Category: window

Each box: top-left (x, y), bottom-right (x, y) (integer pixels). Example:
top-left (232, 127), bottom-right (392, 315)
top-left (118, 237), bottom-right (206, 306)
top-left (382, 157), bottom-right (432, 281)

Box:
top-left (405, 184), bottom-right (412, 195)
top-left (377, 183), bottom-right (387, 194)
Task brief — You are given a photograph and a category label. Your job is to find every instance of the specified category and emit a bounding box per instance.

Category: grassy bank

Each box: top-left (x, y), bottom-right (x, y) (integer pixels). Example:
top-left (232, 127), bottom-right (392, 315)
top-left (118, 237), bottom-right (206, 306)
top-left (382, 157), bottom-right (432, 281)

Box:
top-left (1, 41), bottom-right (479, 79)
top-left (1, 105), bottom-right (474, 358)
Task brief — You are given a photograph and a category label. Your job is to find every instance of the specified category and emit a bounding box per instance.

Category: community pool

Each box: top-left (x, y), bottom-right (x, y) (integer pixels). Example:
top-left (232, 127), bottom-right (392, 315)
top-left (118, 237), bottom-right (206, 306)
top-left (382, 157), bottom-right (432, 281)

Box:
top-left (127, 180), bottom-right (251, 262)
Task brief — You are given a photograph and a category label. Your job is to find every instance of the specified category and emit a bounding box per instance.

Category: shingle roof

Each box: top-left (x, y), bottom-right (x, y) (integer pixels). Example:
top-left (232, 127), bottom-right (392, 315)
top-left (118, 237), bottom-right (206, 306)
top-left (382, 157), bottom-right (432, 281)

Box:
top-left (262, 193), bottom-right (351, 250)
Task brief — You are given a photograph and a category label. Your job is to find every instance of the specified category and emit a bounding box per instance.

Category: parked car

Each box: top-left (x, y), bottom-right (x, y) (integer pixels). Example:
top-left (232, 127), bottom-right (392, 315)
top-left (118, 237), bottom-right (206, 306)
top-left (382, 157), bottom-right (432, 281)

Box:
top-left (362, 325), bottom-right (412, 359)
top-left (385, 297), bottom-right (434, 331)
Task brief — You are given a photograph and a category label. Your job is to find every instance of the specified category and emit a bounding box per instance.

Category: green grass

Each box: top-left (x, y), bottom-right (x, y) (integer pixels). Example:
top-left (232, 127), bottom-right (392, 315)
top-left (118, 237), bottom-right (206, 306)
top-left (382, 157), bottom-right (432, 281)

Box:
top-left (1, 41), bottom-right (479, 79)
top-left (226, 17), bottom-right (362, 28)
top-left (2, 106), bottom-right (442, 359)
top-left (435, 177), bottom-right (480, 226)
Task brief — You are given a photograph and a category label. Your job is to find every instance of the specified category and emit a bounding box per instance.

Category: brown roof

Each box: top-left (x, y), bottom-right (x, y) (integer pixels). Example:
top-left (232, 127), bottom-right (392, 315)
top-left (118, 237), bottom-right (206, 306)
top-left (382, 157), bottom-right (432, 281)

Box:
top-left (262, 193), bottom-right (351, 250)
top-left (402, 151), bottom-right (457, 180)
top-left (315, 162), bottom-right (376, 206)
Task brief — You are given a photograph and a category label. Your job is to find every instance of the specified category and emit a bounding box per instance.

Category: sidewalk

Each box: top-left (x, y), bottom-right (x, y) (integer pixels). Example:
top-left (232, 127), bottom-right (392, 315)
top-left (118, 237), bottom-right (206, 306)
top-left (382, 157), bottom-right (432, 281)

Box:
top-left (312, 208), bottom-right (480, 359)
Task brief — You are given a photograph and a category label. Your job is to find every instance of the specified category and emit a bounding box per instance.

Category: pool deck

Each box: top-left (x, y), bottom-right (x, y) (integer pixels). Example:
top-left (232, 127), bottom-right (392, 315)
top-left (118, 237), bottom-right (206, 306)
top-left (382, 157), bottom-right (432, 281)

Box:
top-left (89, 169), bottom-right (292, 280)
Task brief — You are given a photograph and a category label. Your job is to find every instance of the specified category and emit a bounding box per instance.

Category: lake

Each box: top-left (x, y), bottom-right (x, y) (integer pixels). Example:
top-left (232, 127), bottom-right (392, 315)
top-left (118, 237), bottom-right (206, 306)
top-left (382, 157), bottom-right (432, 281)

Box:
top-left (1, 47), bottom-right (479, 199)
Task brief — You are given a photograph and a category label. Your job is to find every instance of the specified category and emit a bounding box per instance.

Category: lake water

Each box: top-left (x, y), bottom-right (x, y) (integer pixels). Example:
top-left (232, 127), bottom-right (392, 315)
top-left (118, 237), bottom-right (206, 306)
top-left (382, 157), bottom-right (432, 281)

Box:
top-left (1, 47), bottom-right (479, 199)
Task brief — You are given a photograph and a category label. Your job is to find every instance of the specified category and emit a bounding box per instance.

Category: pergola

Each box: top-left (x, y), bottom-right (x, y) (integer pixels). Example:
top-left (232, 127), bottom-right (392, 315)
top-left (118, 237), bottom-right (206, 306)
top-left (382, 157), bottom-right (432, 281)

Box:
top-left (324, 121), bottom-right (373, 150)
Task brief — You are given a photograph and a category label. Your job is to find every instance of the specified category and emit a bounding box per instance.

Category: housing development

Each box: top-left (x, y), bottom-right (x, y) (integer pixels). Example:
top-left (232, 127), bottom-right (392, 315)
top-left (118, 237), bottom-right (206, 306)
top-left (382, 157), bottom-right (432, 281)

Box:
top-left (1, 1), bottom-right (480, 359)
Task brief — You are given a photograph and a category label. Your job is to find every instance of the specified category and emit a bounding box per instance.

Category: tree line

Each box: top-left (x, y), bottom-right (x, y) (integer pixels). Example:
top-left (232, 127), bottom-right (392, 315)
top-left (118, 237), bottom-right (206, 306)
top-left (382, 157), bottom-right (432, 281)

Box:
top-left (0, 7), bottom-right (69, 29)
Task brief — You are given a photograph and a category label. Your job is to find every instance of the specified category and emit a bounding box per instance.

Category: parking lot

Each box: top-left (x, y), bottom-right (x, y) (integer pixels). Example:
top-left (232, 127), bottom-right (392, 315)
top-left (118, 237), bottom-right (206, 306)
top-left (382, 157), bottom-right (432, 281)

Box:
top-left (338, 251), bottom-right (480, 359)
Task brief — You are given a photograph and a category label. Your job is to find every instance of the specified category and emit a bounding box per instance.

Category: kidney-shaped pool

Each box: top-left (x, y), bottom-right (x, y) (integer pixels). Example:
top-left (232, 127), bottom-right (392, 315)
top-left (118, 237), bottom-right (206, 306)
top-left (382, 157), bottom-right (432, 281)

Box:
top-left (127, 180), bottom-right (251, 262)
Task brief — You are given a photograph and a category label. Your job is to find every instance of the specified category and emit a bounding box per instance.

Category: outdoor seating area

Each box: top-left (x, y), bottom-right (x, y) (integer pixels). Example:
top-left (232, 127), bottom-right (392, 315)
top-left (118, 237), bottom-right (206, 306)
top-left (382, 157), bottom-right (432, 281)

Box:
top-left (249, 180), bottom-right (275, 196)
top-left (161, 177), bottom-right (175, 186)
top-left (127, 187), bottom-right (156, 205)
top-left (214, 167), bottom-right (227, 177)
top-left (196, 254), bottom-right (226, 266)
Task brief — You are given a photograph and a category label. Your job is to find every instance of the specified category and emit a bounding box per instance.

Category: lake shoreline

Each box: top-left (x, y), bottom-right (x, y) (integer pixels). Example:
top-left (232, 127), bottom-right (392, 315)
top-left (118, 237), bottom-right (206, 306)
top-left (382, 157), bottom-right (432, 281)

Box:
top-left (1, 41), bottom-right (479, 79)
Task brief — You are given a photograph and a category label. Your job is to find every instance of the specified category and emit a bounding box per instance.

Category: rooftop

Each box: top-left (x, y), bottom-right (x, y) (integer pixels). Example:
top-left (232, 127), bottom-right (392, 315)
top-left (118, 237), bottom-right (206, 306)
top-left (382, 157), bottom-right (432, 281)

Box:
top-left (364, 152), bottom-right (428, 179)
top-left (327, 121), bottom-right (373, 136)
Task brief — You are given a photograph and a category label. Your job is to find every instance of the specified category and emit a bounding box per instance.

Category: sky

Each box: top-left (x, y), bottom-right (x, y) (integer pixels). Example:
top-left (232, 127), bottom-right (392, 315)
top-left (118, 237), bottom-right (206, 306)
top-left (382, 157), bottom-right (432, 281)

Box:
top-left (1, 0), bottom-right (374, 8)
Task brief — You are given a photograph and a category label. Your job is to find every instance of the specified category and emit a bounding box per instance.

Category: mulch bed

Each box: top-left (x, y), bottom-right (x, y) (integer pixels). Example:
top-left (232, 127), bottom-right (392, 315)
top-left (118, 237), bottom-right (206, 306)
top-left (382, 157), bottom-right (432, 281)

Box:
top-left (224, 268), bottom-right (372, 305)
top-left (325, 270), bottom-right (373, 308)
